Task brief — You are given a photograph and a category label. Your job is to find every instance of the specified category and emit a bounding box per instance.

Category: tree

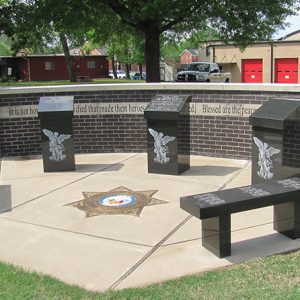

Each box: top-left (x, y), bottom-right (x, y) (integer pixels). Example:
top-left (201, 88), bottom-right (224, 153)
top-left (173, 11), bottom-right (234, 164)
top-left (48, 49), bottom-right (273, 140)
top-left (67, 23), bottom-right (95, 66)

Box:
top-left (86, 9), bottom-right (145, 80)
top-left (105, 31), bottom-right (145, 79)
top-left (0, 34), bottom-right (13, 56)
top-left (96, 0), bottom-right (298, 82)
top-left (0, 0), bottom-right (93, 82)
top-left (25, 0), bottom-right (89, 82)
top-left (162, 27), bottom-right (220, 62)
top-left (2, 0), bottom-right (298, 83)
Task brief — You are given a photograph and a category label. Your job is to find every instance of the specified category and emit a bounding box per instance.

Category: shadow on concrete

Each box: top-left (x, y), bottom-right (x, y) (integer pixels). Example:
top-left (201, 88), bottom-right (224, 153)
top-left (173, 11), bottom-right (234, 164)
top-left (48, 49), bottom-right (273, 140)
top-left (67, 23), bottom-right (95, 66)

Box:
top-left (182, 165), bottom-right (241, 176)
top-left (76, 163), bottom-right (124, 173)
top-left (0, 185), bottom-right (11, 213)
top-left (3, 155), bottom-right (42, 161)
top-left (228, 233), bottom-right (300, 264)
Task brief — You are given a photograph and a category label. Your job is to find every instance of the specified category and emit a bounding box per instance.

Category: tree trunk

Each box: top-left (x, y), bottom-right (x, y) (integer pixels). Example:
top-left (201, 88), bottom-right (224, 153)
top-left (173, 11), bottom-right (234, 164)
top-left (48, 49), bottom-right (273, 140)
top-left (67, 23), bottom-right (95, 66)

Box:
top-left (112, 54), bottom-right (118, 79)
top-left (145, 27), bottom-right (161, 83)
top-left (125, 64), bottom-right (130, 79)
top-left (59, 33), bottom-right (77, 82)
top-left (138, 63), bottom-right (143, 79)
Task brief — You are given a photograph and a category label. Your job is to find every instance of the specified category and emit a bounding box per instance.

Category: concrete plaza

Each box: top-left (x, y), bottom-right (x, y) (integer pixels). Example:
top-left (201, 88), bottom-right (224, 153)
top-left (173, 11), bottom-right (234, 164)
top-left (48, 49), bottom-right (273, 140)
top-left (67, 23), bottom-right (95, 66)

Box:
top-left (1, 153), bottom-right (300, 291)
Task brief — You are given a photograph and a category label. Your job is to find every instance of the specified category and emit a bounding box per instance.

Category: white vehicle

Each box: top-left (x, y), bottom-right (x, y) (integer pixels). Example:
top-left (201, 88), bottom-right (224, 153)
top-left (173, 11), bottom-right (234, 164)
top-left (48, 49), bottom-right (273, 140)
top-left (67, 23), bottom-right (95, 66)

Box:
top-left (108, 70), bottom-right (127, 79)
top-left (176, 62), bottom-right (231, 83)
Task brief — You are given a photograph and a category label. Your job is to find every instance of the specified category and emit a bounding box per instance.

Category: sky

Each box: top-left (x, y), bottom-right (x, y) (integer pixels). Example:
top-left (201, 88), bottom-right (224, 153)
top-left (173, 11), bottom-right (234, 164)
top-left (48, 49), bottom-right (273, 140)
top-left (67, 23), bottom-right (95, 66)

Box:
top-left (273, 13), bottom-right (300, 39)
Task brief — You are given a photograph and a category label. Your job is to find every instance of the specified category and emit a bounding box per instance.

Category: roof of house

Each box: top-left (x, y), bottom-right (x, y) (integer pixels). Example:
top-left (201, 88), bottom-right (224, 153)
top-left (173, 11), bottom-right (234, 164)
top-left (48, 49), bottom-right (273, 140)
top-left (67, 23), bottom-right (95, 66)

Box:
top-left (160, 59), bottom-right (179, 67)
top-left (277, 29), bottom-right (300, 41)
top-left (180, 48), bottom-right (199, 56)
top-left (69, 48), bottom-right (85, 55)
top-left (94, 47), bottom-right (108, 55)
top-left (0, 54), bottom-right (107, 59)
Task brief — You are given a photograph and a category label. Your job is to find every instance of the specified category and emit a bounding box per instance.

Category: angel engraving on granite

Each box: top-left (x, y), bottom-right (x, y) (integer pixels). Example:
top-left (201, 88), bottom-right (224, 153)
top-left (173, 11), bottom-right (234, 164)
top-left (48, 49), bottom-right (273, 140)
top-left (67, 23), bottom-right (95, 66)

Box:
top-left (253, 136), bottom-right (280, 180)
top-left (42, 129), bottom-right (71, 161)
top-left (148, 128), bottom-right (176, 164)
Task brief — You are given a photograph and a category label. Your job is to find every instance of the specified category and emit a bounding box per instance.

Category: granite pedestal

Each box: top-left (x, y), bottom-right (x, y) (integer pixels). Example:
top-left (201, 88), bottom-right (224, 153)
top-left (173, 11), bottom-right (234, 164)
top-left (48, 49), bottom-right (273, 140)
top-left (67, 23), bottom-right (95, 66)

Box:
top-left (38, 96), bottom-right (75, 172)
top-left (250, 98), bottom-right (300, 236)
top-left (144, 94), bottom-right (190, 175)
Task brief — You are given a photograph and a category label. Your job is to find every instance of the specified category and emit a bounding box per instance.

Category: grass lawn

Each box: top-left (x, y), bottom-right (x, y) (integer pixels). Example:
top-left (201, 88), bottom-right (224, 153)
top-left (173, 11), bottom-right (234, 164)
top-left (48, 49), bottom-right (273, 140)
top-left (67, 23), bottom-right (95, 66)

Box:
top-left (1, 250), bottom-right (300, 299)
top-left (0, 78), bottom-right (145, 87)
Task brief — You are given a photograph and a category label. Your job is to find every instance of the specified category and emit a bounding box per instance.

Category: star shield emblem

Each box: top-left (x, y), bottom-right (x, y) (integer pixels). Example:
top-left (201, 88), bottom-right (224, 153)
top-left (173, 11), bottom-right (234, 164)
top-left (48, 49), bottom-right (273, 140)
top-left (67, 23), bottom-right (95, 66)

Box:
top-left (65, 186), bottom-right (168, 217)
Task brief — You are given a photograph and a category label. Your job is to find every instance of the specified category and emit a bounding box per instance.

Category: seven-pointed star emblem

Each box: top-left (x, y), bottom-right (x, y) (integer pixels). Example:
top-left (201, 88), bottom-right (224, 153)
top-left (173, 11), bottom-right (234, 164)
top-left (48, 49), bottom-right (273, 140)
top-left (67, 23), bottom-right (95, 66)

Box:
top-left (65, 186), bottom-right (168, 217)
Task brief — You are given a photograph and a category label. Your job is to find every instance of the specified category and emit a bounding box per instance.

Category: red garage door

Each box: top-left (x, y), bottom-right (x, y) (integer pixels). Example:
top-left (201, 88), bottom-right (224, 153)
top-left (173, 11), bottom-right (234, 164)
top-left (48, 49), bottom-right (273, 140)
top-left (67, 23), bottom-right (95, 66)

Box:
top-left (275, 58), bottom-right (298, 84)
top-left (242, 59), bottom-right (263, 83)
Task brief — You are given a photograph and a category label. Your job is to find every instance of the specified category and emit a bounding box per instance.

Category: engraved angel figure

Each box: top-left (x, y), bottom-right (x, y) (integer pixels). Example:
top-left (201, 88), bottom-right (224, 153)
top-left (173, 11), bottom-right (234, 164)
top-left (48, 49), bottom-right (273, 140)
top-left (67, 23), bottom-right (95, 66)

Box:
top-left (42, 129), bottom-right (71, 161)
top-left (148, 128), bottom-right (176, 164)
top-left (253, 136), bottom-right (280, 180)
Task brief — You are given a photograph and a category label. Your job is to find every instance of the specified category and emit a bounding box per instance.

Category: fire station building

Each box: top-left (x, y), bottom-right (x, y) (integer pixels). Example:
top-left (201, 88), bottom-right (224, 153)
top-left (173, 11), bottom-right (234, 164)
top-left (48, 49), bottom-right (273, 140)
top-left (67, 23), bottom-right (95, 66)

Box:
top-left (207, 30), bottom-right (300, 84)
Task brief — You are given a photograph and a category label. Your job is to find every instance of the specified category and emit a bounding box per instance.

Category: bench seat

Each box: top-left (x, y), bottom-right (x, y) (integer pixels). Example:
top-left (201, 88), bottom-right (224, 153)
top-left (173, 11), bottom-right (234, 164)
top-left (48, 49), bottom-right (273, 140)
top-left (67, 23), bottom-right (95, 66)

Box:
top-left (180, 177), bottom-right (300, 257)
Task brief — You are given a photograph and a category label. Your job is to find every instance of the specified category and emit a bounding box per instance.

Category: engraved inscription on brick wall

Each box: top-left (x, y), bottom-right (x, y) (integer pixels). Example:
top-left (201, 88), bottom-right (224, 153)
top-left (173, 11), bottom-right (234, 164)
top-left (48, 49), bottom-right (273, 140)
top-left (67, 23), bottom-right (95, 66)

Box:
top-left (0, 102), bottom-right (261, 119)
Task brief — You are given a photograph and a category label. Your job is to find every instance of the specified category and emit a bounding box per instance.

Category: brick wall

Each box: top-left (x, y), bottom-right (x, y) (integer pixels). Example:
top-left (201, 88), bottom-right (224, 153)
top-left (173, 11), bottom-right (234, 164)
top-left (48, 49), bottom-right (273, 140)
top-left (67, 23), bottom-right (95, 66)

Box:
top-left (1, 84), bottom-right (300, 160)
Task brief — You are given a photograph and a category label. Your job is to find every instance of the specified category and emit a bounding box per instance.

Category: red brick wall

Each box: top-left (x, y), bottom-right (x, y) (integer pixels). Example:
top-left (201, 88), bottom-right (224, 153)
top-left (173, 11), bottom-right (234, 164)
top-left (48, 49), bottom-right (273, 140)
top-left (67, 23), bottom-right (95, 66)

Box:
top-left (180, 51), bottom-right (199, 64)
top-left (15, 56), bottom-right (108, 81)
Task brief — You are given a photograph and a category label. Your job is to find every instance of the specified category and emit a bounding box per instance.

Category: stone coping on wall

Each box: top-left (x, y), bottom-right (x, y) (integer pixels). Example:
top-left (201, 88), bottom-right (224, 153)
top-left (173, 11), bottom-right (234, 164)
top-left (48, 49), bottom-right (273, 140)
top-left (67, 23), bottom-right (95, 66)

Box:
top-left (1, 82), bottom-right (300, 95)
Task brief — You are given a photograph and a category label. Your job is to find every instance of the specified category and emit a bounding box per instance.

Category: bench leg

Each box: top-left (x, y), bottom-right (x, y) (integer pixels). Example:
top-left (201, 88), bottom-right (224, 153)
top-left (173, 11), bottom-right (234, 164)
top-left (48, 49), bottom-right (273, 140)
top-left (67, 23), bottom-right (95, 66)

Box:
top-left (202, 214), bottom-right (231, 258)
top-left (274, 201), bottom-right (300, 239)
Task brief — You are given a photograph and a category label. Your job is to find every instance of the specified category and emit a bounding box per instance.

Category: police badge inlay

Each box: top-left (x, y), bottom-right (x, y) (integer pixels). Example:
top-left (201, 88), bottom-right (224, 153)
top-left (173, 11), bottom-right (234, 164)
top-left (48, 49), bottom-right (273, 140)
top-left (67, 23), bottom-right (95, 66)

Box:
top-left (65, 186), bottom-right (168, 217)
top-left (98, 195), bottom-right (137, 207)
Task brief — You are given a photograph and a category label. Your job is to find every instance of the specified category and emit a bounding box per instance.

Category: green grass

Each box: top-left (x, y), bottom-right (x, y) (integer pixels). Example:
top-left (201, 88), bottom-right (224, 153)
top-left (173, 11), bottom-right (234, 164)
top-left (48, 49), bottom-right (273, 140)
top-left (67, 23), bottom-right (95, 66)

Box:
top-left (0, 78), bottom-right (145, 87)
top-left (1, 250), bottom-right (300, 299)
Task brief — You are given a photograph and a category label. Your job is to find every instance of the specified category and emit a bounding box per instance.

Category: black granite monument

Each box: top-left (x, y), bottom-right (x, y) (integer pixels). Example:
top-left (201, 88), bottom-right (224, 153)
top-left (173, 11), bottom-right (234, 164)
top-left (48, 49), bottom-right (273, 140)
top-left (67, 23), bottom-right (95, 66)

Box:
top-left (250, 98), bottom-right (300, 184)
top-left (38, 96), bottom-right (75, 172)
top-left (249, 98), bottom-right (300, 242)
top-left (144, 94), bottom-right (190, 175)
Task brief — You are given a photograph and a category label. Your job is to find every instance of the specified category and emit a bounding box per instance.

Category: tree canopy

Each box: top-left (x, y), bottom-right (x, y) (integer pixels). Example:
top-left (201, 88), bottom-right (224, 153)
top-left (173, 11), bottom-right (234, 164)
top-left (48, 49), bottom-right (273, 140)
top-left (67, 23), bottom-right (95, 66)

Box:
top-left (0, 0), bottom-right (299, 82)
top-left (162, 28), bottom-right (220, 62)
top-left (96, 0), bottom-right (299, 82)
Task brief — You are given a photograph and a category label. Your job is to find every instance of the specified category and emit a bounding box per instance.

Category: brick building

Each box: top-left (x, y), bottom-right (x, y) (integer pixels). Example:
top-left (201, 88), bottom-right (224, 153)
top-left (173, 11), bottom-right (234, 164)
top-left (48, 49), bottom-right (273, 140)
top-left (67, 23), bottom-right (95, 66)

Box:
top-left (0, 54), bottom-right (108, 81)
top-left (180, 49), bottom-right (199, 64)
top-left (205, 30), bottom-right (300, 83)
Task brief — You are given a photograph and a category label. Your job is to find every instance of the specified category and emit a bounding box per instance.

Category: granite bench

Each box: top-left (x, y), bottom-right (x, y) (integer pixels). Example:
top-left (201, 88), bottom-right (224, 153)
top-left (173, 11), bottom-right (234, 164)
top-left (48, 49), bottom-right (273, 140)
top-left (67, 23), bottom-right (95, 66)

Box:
top-left (180, 177), bottom-right (300, 258)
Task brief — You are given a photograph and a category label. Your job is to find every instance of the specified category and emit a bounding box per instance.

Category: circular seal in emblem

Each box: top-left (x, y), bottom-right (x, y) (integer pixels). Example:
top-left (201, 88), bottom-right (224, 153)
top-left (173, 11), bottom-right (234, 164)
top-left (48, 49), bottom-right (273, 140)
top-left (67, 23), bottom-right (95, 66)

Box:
top-left (98, 194), bottom-right (137, 207)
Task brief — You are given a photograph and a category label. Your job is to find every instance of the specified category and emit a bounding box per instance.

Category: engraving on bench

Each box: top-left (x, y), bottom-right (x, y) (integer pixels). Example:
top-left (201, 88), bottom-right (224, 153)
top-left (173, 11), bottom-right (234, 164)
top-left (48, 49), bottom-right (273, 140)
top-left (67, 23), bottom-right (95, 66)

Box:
top-left (277, 178), bottom-right (300, 189)
top-left (238, 186), bottom-right (270, 197)
top-left (194, 193), bottom-right (226, 206)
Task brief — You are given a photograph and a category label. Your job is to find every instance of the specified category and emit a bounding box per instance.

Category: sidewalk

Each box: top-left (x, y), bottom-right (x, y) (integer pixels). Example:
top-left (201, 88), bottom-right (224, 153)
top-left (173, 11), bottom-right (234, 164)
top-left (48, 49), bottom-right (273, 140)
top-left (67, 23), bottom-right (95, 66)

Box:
top-left (0, 153), bottom-right (300, 292)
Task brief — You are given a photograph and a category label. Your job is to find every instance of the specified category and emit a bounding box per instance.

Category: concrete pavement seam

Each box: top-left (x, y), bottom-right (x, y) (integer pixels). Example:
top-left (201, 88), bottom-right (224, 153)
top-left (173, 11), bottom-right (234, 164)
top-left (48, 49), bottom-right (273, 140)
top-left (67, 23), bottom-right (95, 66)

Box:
top-left (106, 215), bottom-right (193, 291)
top-left (0, 216), bottom-right (153, 248)
top-left (107, 160), bottom-right (251, 290)
top-left (0, 153), bottom-right (139, 213)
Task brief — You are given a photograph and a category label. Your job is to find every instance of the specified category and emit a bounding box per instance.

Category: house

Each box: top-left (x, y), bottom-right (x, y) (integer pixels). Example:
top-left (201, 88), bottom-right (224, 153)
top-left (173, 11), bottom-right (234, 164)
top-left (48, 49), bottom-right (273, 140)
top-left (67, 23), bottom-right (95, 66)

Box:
top-left (205, 29), bottom-right (300, 83)
top-left (180, 49), bottom-right (199, 64)
top-left (160, 59), bottom-right (179, 81)
top-left (0, 54), bottom-right (109, 81)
